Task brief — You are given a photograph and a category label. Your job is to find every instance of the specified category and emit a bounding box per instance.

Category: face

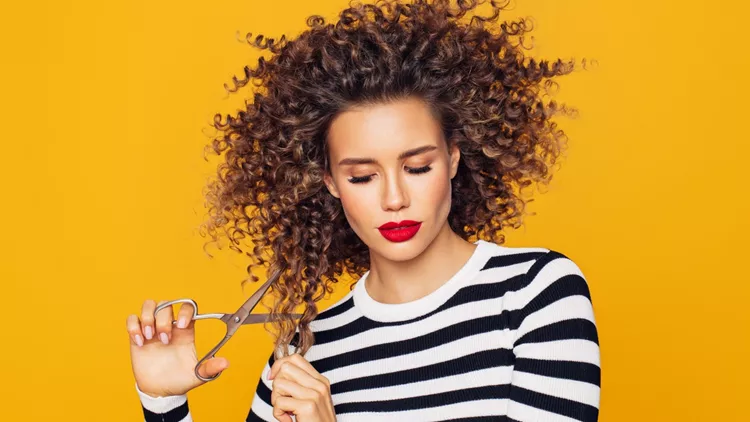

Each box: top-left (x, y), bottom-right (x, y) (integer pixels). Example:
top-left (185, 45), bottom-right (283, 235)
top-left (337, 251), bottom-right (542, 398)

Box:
top-left (323, 96), bottom-right (461, 262)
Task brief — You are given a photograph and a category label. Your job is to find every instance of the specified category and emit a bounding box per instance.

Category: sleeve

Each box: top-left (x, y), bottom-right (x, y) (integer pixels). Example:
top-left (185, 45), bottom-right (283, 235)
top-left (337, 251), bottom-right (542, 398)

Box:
top-left (135, 382), bottom-right (192, 422)
top-left (506, 250), bottom-right (601, 422)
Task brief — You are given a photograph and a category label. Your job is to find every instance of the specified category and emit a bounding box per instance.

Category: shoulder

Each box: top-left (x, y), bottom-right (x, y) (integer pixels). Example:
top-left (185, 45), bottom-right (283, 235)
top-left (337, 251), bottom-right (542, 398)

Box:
top-left (477, 241), bottom-right (595, 318)
top-left (480, 241), bottom-right (589, 289)
top-left (523, 248), bottom-right (591, 300)
top-left (506, 247), bottom-right (597, 345)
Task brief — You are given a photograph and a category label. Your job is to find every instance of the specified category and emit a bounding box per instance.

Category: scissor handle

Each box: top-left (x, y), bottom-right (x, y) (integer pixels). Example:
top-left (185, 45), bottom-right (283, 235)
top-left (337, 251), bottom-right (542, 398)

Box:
top-left (153, 298), bottom-right (229, 382)
top-left (154, 299), bottom-right (225, 322)
top-left (194, 334), bottom-right (232, 382)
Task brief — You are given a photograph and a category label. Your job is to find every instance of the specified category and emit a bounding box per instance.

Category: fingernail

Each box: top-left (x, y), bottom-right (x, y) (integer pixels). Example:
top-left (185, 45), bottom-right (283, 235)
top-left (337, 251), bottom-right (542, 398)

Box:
top-left (134, 334), bottom-right (143, 347)
top-left (144, 325), bottom-right (153, 340)
top-left (177, 317), bottom-right (188, 329)
top-left (160, 332), bottom-right (169, 345)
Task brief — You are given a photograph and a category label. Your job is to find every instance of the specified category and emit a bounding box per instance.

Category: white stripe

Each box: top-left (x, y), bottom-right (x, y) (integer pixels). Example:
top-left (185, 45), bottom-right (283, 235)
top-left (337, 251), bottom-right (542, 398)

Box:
top-left (514, 295), bottom-right (596, 339)
top-left (511, 370), bottom-right (601, 407)
top-left (336, 399), bottom-right (510, 422)
top-left (514, 339), bottom-right (601, 366)
top-left (250, 390), bottom-right (277, 421)
top-left (334, 366), bottom-right (514, 403)
top-left (507, 401), bottom-right (585, 422)
top-left (472, 259), bottom-right (534, 286)
top-left (482, 245), bottom-right (550, 256)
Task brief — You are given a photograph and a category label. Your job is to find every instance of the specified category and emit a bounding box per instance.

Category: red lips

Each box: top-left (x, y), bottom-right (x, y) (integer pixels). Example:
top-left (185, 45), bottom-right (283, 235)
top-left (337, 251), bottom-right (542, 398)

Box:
top-left (378, 220), bottom-right (422, 242)
top-left (378, 220), bottom-right (420, 230)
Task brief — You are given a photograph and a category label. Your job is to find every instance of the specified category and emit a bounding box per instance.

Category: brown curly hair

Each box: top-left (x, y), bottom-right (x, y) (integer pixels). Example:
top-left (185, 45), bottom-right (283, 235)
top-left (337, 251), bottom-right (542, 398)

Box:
top-left (198, 0), bottom-right (589, 359)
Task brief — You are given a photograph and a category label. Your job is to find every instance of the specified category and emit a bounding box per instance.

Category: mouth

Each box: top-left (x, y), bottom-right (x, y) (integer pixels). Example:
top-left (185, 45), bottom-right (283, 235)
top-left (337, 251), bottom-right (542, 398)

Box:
top-left (377, 221), bottom-right (422, 242)
top-left (378, 220), bottom-right (421, 230)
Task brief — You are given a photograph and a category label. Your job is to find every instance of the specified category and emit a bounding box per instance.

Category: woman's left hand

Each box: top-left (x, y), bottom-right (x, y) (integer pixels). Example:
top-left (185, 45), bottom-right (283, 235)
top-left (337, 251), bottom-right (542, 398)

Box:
top-left (268, 353), bottom-right (336, 422)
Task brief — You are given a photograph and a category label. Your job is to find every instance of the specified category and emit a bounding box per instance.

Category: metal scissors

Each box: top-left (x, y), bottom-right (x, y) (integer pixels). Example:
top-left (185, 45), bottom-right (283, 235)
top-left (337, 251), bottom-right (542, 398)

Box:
top-left (154, 277), bottom-right (303, 382)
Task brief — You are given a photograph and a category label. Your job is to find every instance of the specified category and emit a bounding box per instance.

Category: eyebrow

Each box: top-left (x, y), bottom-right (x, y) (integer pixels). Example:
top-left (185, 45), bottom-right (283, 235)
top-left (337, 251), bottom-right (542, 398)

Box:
top-left (337, 145), bottom-right (438, 166)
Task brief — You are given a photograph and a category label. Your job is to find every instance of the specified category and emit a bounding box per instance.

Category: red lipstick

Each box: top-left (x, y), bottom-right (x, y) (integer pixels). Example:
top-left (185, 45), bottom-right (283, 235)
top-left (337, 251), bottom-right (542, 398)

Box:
top-left (378, 220), bottom-right (421, 242)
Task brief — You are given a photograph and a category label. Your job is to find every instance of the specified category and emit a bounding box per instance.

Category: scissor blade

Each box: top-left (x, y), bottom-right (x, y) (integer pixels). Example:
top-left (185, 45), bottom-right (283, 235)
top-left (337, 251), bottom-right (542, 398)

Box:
top-left (242, 313), bottom-right (304, 324)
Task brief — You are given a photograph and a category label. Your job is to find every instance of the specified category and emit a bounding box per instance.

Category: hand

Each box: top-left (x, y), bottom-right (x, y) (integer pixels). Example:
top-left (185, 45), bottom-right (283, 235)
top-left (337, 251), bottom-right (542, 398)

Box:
top-left (126, 299), bottom-right (230, 397)
top-left (268, 353), bottom-right (336, 422)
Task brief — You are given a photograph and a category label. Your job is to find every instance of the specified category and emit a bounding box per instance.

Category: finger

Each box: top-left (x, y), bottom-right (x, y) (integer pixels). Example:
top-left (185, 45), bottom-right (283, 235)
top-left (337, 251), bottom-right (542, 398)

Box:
top-left (154, 300), bottom-right (174, 345)
top-left (273, 361), bottom-right (327, 392)
top-left (271, 378), bottom-right (318, 406)
top-left (175, 302), bottom-right (195, 329)
top-left (271, 354), bottom-right (330, 389)
top-left (270, 353), bottom-right (320, 381)
top-left (287, 353), bottom-right (330, 387)
top-left (272, 409), bottom-right (293, 422)
top-left (196, 356), bottom-right (230, 380)
top-left (273, 396), bottom-right (315, 421)
top-left (126, 314), bottom-right (144, 347)
top-left (140, 299), bottom-right (157, 341)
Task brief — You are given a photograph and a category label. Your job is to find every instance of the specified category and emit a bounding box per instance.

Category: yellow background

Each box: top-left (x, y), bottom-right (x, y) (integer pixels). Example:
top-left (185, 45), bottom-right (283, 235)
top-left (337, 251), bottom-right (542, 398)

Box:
top-left (2, 0), bottom-right (747, 420)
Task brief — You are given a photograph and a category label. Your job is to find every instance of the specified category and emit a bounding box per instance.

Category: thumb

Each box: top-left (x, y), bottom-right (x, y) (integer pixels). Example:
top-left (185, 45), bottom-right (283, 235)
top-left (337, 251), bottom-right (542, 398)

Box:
top-left (196, 357), bottom-right (229, 380)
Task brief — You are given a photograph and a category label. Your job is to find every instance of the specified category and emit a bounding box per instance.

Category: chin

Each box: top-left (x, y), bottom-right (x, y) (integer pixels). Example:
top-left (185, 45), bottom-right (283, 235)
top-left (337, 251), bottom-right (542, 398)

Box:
top-left (370, 233), bottom-right (434, 262)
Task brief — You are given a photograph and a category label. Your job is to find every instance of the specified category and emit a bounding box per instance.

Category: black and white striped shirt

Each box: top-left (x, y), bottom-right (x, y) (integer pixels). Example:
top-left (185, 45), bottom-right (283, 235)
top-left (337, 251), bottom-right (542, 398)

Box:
top-left (137, 239), bottom-right (601, 421)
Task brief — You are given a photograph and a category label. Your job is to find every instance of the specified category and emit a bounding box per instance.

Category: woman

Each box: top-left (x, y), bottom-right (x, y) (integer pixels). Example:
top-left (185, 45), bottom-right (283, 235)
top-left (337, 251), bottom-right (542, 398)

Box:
top-left (126, 0), bottom-right (600, 421)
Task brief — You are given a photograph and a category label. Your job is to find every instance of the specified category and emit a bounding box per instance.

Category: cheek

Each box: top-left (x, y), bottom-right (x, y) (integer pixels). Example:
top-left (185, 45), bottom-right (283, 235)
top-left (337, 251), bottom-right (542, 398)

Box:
top-left (338, 187), bottom-right (373, 229)
top-left (421, 170), bottom-right (452, 208)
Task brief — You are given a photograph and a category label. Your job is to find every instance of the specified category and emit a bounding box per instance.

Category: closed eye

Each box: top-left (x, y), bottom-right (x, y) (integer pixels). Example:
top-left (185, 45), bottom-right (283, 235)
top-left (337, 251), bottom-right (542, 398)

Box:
top-left (347, 165), bottom-right (432, 184)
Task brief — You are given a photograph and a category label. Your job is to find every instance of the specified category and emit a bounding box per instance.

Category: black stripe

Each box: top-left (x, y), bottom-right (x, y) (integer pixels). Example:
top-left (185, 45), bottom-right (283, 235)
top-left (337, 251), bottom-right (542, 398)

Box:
top-left (515, 318), bottom-right (599, 346)
top-left (514, 357), bottom-right (601, 386)
top-left (141, 400), bottom-right (189, 422)
top-left (510, 385), bottom-right (599, 421)
top-left (518, 272), bottom-right (592, 323)
top-left (255, 376), bottom-right (272, 408)
top-left (334, 384), bottom-right (510, 414)
top-left (481, 251), bottom-right (547, 271)
top-left (332, 348), bottom-right (515, 394)
top-left (313, 296), bottom-right (355, 321)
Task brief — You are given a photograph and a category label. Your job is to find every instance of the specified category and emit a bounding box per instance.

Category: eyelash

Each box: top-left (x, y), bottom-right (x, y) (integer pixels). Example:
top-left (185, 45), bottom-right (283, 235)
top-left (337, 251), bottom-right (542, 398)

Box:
top-left (347, 166), bottom-right (432, 184)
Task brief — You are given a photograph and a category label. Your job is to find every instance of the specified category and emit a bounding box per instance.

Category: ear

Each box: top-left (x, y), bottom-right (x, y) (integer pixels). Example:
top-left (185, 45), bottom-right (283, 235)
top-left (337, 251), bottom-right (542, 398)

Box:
top-left (449, 142), bottom-right (460, 180)
top-left (323, 171), bottom-right (340, 199)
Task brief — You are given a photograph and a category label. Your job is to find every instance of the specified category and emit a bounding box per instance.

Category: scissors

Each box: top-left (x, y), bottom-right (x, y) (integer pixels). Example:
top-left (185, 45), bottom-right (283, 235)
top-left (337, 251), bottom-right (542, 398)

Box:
top-left (154, 277), bottom-right (303, 382)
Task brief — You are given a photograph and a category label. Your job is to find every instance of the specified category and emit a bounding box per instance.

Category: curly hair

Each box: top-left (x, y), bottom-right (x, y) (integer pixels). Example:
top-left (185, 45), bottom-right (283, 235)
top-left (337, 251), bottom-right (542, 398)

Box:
top-left (198, 0), bottom-right (588, 358)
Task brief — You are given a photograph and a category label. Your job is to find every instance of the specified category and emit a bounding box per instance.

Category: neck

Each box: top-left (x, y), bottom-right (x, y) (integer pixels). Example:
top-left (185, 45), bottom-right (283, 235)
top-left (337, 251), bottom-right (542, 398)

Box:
top-left (365, 222), bottom-right (477, 304)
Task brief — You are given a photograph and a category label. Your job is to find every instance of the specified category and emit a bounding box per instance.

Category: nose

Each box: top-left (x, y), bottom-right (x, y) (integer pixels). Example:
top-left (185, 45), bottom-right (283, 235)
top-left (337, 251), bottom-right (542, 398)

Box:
top-left (381, 170), bottom-right (409, 212)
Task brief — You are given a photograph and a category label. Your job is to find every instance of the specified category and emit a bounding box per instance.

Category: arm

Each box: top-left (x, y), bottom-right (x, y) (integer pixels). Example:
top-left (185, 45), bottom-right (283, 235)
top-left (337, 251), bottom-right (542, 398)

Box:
top-left (506, 251), bottom-right (601, 422)
top-left (136, 382), bottom-right (192, 422)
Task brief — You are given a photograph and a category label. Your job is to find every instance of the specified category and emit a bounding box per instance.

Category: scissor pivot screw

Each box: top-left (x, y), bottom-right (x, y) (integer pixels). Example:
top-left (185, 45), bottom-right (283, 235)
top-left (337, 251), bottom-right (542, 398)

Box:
top-left (234, 316), bottom-right (240, 322)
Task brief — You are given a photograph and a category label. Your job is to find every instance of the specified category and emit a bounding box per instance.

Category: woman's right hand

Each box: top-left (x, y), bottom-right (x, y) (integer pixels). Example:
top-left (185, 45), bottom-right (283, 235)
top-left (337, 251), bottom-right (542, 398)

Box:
top-left (126, 299), bottom-right (230, 398)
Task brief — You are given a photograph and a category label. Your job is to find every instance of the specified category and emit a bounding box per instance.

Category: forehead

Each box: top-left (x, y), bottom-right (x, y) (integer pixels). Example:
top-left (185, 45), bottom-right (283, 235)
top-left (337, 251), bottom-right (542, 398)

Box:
top-left (326, 98), bottom-right (444, 161)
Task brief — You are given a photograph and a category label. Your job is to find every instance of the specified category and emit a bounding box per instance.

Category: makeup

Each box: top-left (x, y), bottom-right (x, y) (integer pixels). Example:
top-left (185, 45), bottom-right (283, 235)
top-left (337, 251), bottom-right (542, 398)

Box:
top-left (378, 220), bottom-right (421, 242)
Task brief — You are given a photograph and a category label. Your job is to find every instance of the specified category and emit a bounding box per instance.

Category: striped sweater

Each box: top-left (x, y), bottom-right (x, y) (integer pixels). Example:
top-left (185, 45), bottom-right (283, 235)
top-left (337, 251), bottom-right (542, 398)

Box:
top-left (136, 239), bottom-right (601, 421)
